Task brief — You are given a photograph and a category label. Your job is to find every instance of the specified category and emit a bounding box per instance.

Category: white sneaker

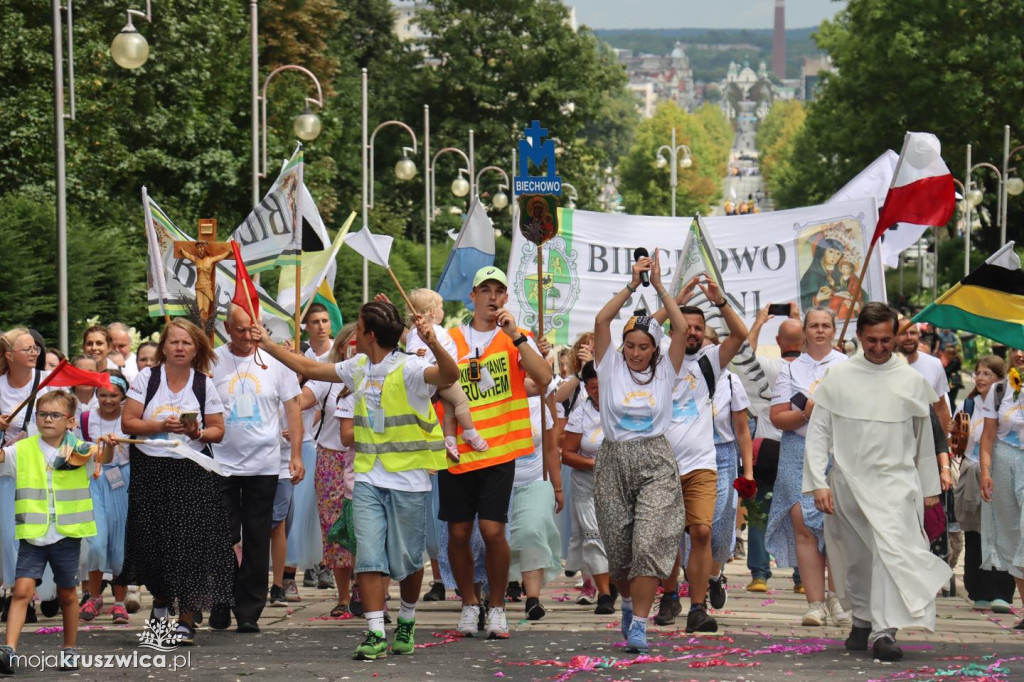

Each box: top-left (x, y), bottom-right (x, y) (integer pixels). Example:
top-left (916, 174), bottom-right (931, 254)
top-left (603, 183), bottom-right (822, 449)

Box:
top-left (485, 607), bottom-right (510, 639)
top-left (801, 601), bottom-right (829, 626)
top-left (124, 586), bottom-right (141, 614)
top-left (825, 592), bottom-right (852, 625)
top-left (457, 604), bottom-right (481, 636)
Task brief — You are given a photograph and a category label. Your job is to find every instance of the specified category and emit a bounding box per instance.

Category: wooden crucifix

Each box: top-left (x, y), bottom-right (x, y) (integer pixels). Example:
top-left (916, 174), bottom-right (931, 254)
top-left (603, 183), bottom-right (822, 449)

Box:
top-left (173, 219), bottom-right (232, 339)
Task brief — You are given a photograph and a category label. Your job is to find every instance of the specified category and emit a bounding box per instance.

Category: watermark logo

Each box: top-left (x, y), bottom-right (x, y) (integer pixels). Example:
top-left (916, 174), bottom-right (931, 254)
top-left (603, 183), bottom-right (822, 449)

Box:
top-left (138, 617), bottom-right (184, 652)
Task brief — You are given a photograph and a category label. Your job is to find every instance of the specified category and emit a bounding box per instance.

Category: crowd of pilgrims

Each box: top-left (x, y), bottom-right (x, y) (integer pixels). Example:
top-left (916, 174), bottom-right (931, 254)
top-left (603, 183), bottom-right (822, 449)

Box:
top-left (0, 253), bottom-right (1019, 671)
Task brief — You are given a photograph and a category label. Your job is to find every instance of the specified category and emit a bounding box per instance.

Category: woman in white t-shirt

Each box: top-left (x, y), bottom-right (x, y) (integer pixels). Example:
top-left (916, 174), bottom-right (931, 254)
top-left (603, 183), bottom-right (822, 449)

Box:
top-left (980, 348), bottom-right (1024, 626)
top-left (0, 328), bottom-right (51, 602)
top-left (562, 361), bottom-right (614, 614)
top-left (592, 249), bottom-right (689, 655)
top-left (953, 355), bottom-right (1015, 613)
top-left (119, 319), bottom-right (230, 645)
top-left (766, 306), bottom-right (849, 628)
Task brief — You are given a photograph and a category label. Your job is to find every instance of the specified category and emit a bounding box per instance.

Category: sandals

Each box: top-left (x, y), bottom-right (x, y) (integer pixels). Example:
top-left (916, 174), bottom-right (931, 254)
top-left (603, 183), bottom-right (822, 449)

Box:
top-left (330, 604), bottom-right (351, 618)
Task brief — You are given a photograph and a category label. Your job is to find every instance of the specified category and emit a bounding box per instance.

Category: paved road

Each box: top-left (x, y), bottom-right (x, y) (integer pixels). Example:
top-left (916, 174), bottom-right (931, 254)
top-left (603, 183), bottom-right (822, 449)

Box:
top-left (8, 558), bottom-right (1024, 679)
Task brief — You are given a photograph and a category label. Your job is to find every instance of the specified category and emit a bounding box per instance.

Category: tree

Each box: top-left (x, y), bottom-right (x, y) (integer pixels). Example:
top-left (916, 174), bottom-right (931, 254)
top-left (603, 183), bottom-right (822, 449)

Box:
top-left (775, 0), bottom-right (1024, 253)
top-left (756, 100), bottom-right (806, 208)
top-left (617, 102), bottom-right (732, 216)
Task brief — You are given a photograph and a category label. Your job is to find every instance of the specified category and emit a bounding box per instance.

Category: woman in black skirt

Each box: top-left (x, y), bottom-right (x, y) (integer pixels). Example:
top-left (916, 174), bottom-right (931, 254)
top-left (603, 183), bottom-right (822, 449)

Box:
top-left (119, 319), bottom-right (232, 645)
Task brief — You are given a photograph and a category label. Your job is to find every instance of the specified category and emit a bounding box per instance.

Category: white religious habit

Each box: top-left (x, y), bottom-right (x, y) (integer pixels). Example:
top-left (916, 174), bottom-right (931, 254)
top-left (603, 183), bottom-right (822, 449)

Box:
top-left (803, 353), bottom-right (952, 636)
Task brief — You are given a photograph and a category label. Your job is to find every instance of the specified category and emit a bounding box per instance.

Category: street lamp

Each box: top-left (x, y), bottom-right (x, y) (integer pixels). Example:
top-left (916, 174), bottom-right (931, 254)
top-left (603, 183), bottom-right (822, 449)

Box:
top-left (1001, 124), bottom-right (1024, 247)
top-left (52, 0), bottom-right (154, 352)
top-left (110, 0), bottom-right (152, 69)
top-left (429, 131), bottom-right (476, 288)
top-left (561, 182), bottom-right (579, 210)
top-left (257, 65), bottom-right (324, 181)
top-left (655, 127), bottom-right (693, 217)
top-left (362, 68), bottom-right (419, 301)
top-left (476, 166), bottom-right (511, 213)
top-left (963, 142), bottom-right (1007, 275)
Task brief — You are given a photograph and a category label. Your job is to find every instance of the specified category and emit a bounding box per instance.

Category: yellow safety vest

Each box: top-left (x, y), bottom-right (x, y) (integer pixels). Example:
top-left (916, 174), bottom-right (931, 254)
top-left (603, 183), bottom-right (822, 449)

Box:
top-left (14, 435), bottom-right (97, 540)
top-left (352, 354), bottom-right (447, 473)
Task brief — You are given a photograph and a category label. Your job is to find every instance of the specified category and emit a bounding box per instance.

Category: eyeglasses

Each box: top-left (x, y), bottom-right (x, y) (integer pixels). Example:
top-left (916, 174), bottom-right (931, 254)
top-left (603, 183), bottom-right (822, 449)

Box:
top-left (12, 346), bottom-right (41, 355)
top-left (36, 411), bottom-right (70, 421)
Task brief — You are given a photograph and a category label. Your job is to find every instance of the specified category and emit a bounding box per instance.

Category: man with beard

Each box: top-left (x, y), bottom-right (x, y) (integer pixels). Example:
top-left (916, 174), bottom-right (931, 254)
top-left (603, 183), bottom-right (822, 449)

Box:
top-left (896, 319), bottom-right (951, 434)
top-left (652, 275), bottom-right (749, 632)
top-left (804, 302), bottom-right (951, 662)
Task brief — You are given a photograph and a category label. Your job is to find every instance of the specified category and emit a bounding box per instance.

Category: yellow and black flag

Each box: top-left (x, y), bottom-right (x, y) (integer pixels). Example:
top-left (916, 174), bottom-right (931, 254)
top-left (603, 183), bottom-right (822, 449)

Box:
top-left (914, 241), bottom-right (1024, 349)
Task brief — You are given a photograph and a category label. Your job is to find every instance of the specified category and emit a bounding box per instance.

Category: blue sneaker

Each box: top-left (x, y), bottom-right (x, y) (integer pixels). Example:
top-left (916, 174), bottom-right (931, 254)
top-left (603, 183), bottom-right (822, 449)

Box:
top-left (620, 606), bottom-right (633, 639)
top-left (625, 619), bottom-right (648, 654)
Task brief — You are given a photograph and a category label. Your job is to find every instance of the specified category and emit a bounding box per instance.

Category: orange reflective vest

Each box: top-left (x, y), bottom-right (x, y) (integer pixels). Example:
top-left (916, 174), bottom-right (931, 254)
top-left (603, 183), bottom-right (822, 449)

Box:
top-left (449, 326), bottom-right (534, 473)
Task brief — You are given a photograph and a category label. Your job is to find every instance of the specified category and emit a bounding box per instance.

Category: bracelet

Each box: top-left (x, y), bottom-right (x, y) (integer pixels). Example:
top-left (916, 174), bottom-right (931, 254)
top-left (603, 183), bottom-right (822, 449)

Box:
top-left (657, 288), bottom-right (671, 299)
top-left (553, 487), bottom-right (563, 493)
top-left (625, 282), bottom-right (637, 293)
top-left (940, 465), bottom-right (951, 470)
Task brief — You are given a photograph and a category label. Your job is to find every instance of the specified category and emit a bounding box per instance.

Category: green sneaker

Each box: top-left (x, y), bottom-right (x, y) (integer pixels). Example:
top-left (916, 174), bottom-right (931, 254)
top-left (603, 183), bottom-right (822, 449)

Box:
top-left (353, 630), bottom-right (388, 660)
top-left (391, 617), bottom-right (416, 655)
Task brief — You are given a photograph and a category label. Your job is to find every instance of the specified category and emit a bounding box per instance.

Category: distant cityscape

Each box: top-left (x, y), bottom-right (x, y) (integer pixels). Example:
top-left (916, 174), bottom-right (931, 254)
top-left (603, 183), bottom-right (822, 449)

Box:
top-left (390, 0), bottom-right (834, 121)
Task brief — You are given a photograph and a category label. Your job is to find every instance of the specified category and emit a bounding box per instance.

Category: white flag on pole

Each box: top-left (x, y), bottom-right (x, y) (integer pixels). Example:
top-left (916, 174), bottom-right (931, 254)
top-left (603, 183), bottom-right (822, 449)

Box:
top-left (345, 225), bottom-right (393, 269)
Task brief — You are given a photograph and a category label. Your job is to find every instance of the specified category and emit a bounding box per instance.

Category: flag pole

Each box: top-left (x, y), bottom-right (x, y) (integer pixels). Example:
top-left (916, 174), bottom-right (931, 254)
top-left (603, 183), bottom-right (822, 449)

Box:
top-left (297, 212), bottom-right (356, 323)
top-left (386, 268), bottom-right (420, 317)
top-left (836, 237), bottom-right (879, 346)
top-left (537, 244), bottom-right (548, 482)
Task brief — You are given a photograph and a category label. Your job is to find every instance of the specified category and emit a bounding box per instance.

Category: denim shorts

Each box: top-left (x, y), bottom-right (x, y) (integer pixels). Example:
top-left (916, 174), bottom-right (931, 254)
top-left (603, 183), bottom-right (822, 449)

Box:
top-left (352, 482), bottom-right (428, 581)
top-left (16, 538), bottom-right (82, 589)
top-left (273, 479), bottom-right (294, 526)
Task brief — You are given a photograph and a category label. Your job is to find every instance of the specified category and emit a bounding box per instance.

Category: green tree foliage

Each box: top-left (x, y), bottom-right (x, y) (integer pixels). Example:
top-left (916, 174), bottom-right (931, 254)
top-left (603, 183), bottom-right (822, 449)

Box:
top-left (756, 100), bottom-right (806, 208)
top-left (617, 102), bottom-right (732, 216)
top-left (776, 0), bottom-right (1024, 253)
top-left (412, 0), bottom-right (629, 212)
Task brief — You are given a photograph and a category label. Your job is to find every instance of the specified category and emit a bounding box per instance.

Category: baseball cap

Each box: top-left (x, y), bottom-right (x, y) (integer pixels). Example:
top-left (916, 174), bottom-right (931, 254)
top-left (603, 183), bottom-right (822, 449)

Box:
top-left (472, 266), bottom-right (508, 288)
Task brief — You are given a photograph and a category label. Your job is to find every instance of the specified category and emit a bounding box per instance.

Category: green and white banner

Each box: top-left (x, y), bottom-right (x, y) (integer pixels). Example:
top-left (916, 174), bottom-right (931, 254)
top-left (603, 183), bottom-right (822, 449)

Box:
top-left (506, 199), bottom-right (886, 345)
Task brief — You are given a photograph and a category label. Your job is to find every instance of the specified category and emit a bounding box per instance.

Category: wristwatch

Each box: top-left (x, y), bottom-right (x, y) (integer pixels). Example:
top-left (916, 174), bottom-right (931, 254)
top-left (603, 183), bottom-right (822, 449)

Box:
top-left (513, 334), bottom-right (528, 347)
top-left (713, 298), bottom-right (729, 308)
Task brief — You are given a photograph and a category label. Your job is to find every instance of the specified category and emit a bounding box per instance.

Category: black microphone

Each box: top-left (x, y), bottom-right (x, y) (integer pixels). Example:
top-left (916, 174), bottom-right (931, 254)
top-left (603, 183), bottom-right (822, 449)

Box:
top-left (633, 247), bottom-right (651, 287)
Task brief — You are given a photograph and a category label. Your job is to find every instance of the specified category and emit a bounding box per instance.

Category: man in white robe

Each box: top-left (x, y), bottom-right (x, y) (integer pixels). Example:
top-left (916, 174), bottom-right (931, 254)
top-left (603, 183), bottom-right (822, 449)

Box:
top-left (803, 302), bottom-right (952, 662)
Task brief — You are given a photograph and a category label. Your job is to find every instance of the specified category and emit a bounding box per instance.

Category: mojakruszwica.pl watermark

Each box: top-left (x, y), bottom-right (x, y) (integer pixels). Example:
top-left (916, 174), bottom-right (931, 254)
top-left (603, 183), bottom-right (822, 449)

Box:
top-left (11, 617), bottom-right (191, 672)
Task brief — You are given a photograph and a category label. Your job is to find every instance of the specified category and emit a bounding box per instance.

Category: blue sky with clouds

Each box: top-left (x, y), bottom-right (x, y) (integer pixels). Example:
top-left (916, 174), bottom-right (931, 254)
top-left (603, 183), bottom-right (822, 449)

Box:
top-left (570, 0), bottom-right (846, 30)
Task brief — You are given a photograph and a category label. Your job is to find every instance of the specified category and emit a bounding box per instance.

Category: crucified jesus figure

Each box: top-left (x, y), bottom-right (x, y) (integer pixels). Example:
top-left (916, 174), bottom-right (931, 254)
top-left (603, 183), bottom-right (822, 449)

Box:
top-left (176, 241), bottom-right (232, 324)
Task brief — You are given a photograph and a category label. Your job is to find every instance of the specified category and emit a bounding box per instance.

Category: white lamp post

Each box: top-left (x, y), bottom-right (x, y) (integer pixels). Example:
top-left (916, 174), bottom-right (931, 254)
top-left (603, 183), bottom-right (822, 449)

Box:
top-left (475, 166), bottom-right (511, 213)
top-left (428, 131), bottom-right (476, 288)
top-left (256, 65), bottom-right (324, 183)
top-left (655, 127), bottom-right (693, 217)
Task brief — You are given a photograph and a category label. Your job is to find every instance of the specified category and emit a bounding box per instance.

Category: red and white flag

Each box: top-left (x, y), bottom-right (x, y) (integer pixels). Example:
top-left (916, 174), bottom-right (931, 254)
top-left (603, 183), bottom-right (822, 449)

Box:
top-left (872, 132), bottom-right (955, 248)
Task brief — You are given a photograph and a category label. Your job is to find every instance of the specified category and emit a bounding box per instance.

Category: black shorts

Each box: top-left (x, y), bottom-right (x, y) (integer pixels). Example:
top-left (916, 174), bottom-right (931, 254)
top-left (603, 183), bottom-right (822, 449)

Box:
top-left (437, 460), bottom-right (516, 524)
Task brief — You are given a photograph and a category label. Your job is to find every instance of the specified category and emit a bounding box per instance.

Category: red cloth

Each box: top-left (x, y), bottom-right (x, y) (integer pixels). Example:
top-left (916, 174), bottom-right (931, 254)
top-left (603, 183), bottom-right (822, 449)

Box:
top-left (42, 360), bottom-right (113, 391)
top-left (231, 241), bottom-right (260, 323)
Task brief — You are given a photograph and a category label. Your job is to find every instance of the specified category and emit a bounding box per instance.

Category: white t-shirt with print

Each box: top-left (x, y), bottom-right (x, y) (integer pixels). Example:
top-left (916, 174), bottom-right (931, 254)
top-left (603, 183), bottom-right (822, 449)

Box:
top-left (564, 398), bottom-right (603, 459)
top-left (126, 367), bottom-right (224, 458)
top-left (770, 349), bottom-right (848, 438)
top-left (212, 347), bottom-right (302, 477)
top-left (300, 346), bottom-right (330, 443)
top-left (712, 371), bottom-right (750, 445)
top-left (979, 379), bottom-right (1024, 447)
top-left (305, 379), bottom-right (346, 451)
top-left (665, 345), bottom-right (721, 476)
top-left (334, 351), bottom-right (434, 493)
top-left (595, 345), bottom-right (675, 444)
top-left (907, 351), bottom-right (951, 410)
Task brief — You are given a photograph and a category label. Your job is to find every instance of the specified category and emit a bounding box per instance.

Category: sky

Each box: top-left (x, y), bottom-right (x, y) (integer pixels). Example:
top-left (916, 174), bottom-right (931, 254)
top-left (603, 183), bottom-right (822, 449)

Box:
top-left (570, 0), bottom-right (847, 30)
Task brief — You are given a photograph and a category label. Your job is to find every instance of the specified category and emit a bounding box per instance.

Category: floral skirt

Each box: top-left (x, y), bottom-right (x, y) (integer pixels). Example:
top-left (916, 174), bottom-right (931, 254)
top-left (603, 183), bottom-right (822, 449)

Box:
top-left (315, 446), bottom-right (355, 569)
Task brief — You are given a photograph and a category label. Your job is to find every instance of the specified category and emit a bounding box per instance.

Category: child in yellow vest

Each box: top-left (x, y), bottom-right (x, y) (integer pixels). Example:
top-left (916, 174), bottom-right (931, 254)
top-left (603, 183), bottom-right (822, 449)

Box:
top-left (0, 390), bottom-right (112, 674)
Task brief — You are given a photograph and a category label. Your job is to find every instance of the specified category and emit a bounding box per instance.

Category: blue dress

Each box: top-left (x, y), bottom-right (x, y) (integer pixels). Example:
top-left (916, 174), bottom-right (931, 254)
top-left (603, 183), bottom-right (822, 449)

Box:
top-left (763, 431), bottom-right (825, 567)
